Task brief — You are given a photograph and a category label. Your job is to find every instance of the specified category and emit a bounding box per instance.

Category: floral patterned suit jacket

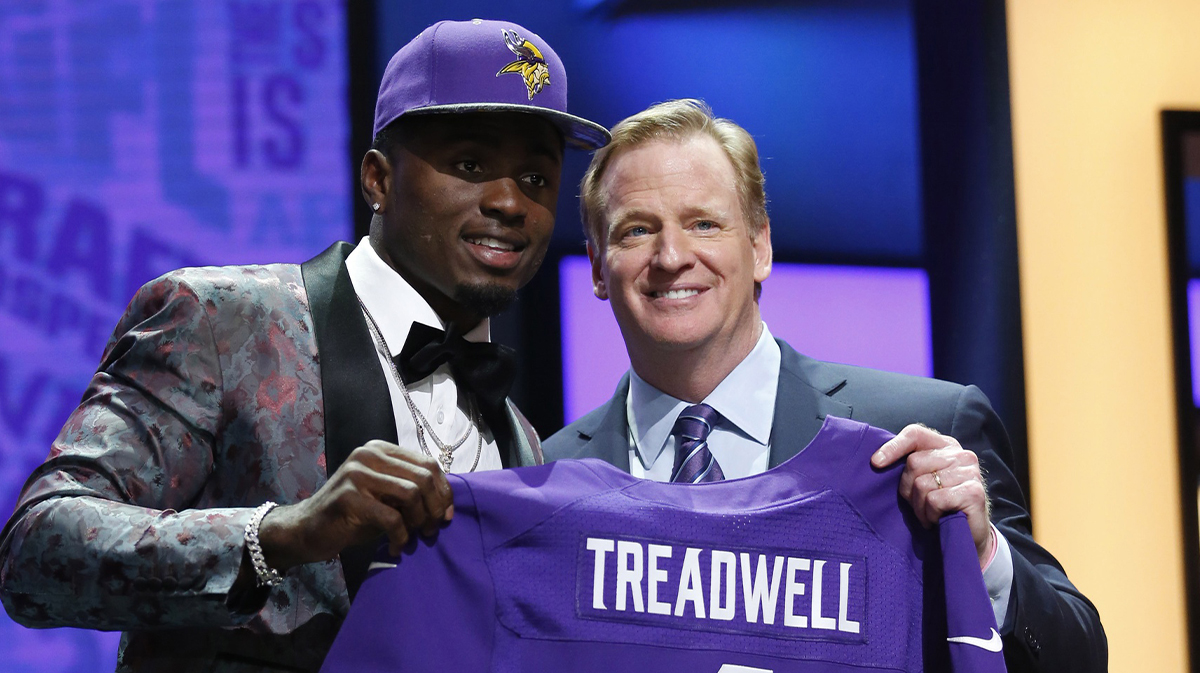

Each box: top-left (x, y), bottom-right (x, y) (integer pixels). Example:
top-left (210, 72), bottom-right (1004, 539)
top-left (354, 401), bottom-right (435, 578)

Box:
top-left (0, 242), bottom-right (543, 673)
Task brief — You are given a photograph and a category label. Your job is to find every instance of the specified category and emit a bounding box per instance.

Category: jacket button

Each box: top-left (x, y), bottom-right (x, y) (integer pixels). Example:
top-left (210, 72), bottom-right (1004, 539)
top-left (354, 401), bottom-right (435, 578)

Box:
top-left (132, 578), bottom-right (147, 590)
top-left (1024, 626), bottom-right (1041, 657)
top-left (146, 577), bottom-right (163, 591)
top-left (162, 577), bottom-right (178, 591)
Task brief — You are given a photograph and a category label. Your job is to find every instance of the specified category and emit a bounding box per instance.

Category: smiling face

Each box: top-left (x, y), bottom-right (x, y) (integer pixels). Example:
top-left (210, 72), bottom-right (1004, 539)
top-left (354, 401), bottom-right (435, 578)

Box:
top-left (363, 112), bottom-right (564, 327)
top-left (591, 134), bottom-right (772, 376)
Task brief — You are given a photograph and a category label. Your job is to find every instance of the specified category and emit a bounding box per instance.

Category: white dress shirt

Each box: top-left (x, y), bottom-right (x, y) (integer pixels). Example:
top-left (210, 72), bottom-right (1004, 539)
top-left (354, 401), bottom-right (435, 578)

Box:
top-left (345, 237), bottom-right (502, 474)
top-left (624, 322), bottom-right (1014, 628)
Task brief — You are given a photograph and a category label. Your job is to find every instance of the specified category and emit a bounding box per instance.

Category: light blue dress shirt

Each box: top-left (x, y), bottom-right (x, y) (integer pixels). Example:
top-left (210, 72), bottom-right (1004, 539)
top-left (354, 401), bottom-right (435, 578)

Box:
top-left (626, 324), bottom-right (780, 481)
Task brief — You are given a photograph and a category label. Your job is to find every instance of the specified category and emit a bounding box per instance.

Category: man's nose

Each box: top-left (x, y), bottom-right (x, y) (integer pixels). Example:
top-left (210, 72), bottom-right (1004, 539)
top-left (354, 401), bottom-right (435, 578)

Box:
top-left (480, 177), bottom-right (527, 223)
top-left (652, 224), bottom-right (694, 272)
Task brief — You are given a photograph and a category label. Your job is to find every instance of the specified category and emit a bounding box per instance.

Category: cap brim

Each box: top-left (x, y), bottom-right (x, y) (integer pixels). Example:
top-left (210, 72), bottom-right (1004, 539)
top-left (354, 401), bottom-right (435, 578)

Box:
top-left (404, 103), bottom-right (610, 151)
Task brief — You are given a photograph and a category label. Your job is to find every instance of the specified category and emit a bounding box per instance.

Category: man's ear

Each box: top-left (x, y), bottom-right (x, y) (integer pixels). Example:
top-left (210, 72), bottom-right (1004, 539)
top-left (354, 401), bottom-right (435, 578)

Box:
top-left (587, 241), bottom-right (608, 300)
top-left (753, 220), bottom-right (773, 284)
top-left (361, 149), bottom-right (391, 212)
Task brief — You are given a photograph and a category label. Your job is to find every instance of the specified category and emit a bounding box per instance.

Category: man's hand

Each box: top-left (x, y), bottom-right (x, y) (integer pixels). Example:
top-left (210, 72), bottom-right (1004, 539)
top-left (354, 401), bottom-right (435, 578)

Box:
top-left (871, 424), bottom-right (994, 569)
top-left (257, 441), bottom-right (454, 571)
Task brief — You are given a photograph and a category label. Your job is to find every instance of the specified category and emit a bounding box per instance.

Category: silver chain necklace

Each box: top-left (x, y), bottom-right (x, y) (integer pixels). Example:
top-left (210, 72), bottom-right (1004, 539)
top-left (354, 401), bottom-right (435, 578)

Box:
top-left (357, 297), bottom-right (483, 473)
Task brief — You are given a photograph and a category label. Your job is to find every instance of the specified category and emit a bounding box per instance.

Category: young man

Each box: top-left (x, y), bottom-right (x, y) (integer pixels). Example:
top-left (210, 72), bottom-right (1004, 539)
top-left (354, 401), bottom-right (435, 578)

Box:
top-left (544, 99), bottom-right (1104, 672)
top-left (0, 19), bottom-right (608, 673)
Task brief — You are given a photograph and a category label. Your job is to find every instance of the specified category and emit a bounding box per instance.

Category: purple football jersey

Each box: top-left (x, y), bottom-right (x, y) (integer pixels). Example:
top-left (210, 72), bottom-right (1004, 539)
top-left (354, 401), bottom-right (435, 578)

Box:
top-left (320, 416), bottom-right (1006, 673)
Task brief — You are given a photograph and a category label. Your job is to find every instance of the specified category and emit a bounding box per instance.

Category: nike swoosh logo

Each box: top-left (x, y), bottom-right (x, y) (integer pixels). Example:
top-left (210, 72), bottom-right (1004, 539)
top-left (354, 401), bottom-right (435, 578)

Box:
top-left (947, 628), bottom-right (1003, 652)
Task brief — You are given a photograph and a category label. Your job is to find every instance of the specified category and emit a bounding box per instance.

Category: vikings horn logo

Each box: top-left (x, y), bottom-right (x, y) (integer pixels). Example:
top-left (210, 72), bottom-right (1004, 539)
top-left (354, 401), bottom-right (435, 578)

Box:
top-left (496, 29), bottom-right (550, 100)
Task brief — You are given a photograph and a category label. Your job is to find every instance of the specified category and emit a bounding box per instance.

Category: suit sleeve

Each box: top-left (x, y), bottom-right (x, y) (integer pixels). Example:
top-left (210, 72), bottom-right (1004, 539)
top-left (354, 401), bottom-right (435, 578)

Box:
top-left (950, 385), bottom-right (1107, 673)
top-left (0, 273), bottom-right (264, 630)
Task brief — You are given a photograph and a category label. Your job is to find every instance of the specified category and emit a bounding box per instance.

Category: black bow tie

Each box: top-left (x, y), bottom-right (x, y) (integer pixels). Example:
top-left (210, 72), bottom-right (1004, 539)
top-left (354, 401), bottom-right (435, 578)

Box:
top-left (394, 322), bottom-right (516, 427)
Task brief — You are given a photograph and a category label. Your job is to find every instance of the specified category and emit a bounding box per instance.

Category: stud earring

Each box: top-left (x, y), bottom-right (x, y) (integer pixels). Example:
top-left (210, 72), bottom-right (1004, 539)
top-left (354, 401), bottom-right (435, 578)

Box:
top-left (371, 203), bottom-right (380, 212)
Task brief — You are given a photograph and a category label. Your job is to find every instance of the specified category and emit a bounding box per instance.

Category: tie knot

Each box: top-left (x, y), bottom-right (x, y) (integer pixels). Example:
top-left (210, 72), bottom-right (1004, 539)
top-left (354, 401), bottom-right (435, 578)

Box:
top-left (671, 403), bottom-right (719, 444)
top-left (669, 403), bottom-right (724, 483)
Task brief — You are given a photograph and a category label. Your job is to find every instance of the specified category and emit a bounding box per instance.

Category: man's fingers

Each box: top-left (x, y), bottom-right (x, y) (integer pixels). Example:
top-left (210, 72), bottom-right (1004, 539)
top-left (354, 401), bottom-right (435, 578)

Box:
top-left (897, 448), bottom-right (968, 496)
top-left (333, 488), bottom-right (410, 550)
top-left (356, 440), bottom-right (440, 476)
top-left (880, 429), bottom-right (993, 560)
top-left (908, 476), bottom-right (935, 528)
top-left (369, 441), bottom-right (455, 511)
top-left (357, 442), bottom-right (455, 524)
top-left (384, 522), bottom-right (410, 557)
top-left (360, 468), bottom-right (443, 537)
top-left (909, 477), bottom-right (992, 557)
top-left (901, 459), bottom-right (987, 529)
top-left (870, 424), bottom-right (933, 468)
top-left (912, 479), bottom-right (968, 527)
top-left (375, 452), bottom-right (452, 519)
top-left (353, 495), bottom-right (411, 556)
top-left (330, 445), bottom-right (455, 543)
top-left (903, 462), bottom-right (981, 498)
top-left (343, 471), bottom-right (440, 550)
top-left (871, 424), bottom-right (957, 468)
top-left (923, 481), bottom-right (989, 526)
top-left (904, 445), bottom-right (975, 471)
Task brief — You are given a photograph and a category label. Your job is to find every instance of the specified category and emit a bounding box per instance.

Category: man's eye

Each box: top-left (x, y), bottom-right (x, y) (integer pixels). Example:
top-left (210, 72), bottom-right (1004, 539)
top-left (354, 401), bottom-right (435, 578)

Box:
top-left (624, 226), bottom-right (649, 238)
top-left (455, 160), bottom-right (482, 173)
top-left (522, 174), bottom-right (548, 187)
top-left (694, 220), bottom-right (716, 231)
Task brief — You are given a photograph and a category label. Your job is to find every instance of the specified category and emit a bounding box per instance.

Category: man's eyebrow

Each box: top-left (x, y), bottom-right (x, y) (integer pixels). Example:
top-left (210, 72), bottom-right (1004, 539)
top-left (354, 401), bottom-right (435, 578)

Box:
top-left (525, 135), bottom-right (564, 163)
top-left (440, 131), bottom-right (494, 148)
top-left (605, 202), bottom-right (730, 232)
top-left (605, 208), bottom-right (656, 230)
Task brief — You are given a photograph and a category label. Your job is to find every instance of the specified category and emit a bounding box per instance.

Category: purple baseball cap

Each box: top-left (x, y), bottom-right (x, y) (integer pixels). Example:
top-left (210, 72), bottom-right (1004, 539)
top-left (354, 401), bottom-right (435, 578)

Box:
top-left (374, 19), bottom-right (610, 150)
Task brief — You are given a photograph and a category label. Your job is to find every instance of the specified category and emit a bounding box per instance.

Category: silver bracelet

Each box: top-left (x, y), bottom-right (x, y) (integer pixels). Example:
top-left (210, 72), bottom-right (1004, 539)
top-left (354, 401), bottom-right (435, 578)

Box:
top-left (245, 501), bottom-right (283, 588)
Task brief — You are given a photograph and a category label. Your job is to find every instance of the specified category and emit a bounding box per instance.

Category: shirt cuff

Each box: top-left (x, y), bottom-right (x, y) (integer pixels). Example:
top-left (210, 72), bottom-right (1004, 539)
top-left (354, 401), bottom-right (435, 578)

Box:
top-left (982, 524), bottom-right (1015, 631)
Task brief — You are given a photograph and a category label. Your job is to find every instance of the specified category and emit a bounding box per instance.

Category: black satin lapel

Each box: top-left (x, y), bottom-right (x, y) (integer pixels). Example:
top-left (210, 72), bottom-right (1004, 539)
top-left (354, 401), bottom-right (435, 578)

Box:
top-left (768, 343), bottom-right (852, 468)
top-left (301, 241), bottom-right (396, 601)
top-left (492, 408), bottom-right (517, 468)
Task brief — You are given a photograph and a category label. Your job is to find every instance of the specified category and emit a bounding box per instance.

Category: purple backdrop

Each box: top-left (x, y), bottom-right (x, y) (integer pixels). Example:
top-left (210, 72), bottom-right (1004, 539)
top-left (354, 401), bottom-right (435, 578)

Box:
top-left (1189, 280), bottom-right (1200, 407)
top-left (0, 2), bottom-right (349, 671)
top-left (560, 256), bottom-right (933, 422)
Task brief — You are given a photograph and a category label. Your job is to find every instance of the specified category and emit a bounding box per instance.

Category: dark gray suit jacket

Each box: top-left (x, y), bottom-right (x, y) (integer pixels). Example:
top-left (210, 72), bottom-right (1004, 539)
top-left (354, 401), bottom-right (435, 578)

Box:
top-left (543, 339), bottom-right (1105, 673)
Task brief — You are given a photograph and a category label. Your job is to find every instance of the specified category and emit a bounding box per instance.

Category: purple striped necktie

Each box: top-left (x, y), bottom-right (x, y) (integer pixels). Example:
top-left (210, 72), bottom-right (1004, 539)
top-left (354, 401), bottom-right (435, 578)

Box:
top-left (670, 403), bottom-right (725, 483)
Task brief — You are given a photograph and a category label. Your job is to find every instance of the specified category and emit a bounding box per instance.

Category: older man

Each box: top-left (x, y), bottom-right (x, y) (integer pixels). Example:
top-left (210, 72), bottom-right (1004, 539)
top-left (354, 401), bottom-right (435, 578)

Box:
top-left (0, 19), bottom-right (608, 673)
top-left (543, 99), bottom-right (1104, 672)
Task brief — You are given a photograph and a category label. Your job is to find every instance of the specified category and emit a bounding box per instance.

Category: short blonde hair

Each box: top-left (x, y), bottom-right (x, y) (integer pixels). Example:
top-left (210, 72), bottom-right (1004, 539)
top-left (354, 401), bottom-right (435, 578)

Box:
top-left (580, 99), bottom-right (768, 248)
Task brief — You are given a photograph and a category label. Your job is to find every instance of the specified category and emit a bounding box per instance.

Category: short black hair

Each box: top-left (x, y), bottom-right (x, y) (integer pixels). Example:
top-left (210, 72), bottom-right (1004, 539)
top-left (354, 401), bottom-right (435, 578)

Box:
top-left (370, 119), bottom-right (407, 159)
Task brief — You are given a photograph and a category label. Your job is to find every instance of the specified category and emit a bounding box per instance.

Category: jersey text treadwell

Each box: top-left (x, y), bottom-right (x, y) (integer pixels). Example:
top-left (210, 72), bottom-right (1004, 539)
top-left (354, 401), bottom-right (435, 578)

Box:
top-left (581, 537), bottom-right (862, 634)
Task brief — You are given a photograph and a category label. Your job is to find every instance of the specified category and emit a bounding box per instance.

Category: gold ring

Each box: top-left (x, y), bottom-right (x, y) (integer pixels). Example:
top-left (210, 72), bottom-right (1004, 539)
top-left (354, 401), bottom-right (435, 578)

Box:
top-left (933, 470), bottom-right (943, 489)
